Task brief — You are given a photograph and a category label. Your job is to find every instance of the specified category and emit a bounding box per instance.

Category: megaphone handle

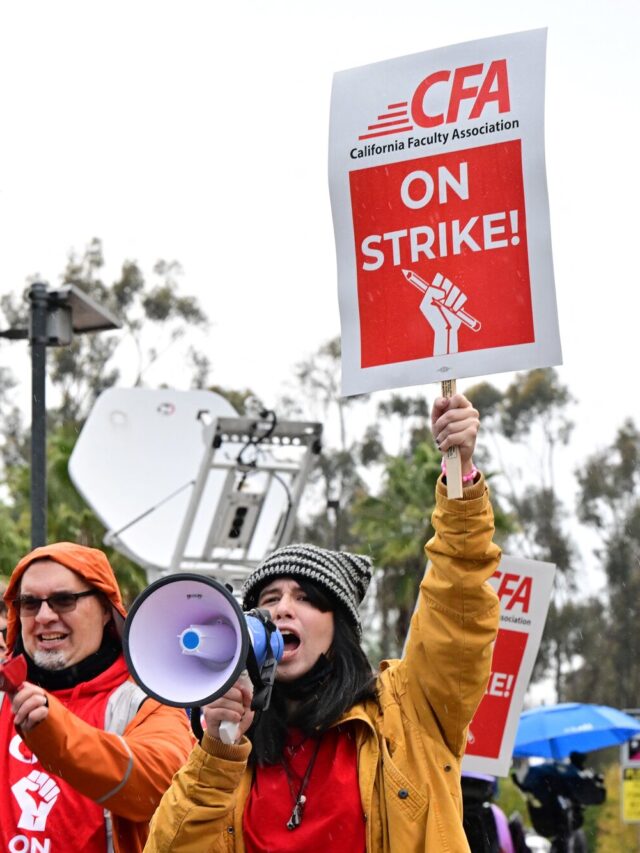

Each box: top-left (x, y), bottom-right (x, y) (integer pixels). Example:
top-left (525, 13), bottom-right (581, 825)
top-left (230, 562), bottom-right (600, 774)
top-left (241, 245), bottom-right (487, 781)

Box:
top-left (219, 720), bottom-right (241, 744)
top-left (219, 670), bottom-right (252, 743)
top-left (189, 707), bottom-right (204, 742)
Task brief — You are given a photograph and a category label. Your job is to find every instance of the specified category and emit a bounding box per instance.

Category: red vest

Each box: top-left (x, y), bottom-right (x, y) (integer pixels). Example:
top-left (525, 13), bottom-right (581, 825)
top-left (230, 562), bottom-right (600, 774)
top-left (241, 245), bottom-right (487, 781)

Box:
top-left (0, 657), bottom-right (130, 853)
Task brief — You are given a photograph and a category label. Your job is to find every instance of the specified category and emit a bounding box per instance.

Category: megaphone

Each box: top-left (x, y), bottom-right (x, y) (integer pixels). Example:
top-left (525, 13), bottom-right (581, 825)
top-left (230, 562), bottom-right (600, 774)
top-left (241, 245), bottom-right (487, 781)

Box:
top-left (123, 573), bottom-right (284, 711)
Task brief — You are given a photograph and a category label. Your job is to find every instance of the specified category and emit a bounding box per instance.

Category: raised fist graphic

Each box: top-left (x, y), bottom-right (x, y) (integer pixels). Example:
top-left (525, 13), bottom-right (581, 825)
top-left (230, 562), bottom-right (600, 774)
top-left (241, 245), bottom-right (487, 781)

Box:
top-left (12, 770), bottom-right (60, 831)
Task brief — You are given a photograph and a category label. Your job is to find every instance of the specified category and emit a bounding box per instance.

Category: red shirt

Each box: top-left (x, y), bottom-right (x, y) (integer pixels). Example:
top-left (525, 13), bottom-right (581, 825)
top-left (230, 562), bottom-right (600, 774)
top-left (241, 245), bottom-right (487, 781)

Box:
top-left (244, 725), bottom-right (366, 852)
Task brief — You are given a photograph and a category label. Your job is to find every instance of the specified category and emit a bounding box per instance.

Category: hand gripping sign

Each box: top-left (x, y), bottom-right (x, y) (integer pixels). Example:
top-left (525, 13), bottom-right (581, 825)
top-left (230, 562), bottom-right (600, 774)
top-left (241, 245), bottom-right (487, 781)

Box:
top-left (329, 29), bottom-right (561, 397)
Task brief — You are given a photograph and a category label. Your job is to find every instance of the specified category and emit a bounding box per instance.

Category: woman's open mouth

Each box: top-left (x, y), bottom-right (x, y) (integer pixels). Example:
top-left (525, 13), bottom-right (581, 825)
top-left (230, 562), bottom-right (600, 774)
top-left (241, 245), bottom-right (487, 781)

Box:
top-left (280, 630), bottom-right (301, 658)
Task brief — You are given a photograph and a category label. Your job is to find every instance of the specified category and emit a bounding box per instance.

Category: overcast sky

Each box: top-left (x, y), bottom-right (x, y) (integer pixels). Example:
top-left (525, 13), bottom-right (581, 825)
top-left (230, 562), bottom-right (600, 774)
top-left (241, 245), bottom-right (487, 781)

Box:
top-left (0, 0), bottom-right (637, 478)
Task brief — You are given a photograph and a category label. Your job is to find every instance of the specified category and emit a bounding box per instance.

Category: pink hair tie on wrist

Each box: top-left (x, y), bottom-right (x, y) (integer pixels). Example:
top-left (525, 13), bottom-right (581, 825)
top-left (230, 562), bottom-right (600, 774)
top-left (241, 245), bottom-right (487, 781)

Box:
top-left (440, 459), bottom-right (479, 484)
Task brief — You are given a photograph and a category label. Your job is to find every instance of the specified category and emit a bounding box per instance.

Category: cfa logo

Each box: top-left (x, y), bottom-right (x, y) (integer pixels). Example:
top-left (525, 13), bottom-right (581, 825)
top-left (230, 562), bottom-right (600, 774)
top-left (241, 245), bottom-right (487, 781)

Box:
top-left (492, 570), bottom-right (532, 614)
top-left (411, 60), bottom-right (510, 128)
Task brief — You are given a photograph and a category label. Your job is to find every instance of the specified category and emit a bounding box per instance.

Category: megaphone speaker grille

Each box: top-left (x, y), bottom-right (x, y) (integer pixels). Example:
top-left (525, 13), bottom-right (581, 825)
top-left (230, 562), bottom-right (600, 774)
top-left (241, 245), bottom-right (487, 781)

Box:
top-left (123, 573), bottom-right (249, 707)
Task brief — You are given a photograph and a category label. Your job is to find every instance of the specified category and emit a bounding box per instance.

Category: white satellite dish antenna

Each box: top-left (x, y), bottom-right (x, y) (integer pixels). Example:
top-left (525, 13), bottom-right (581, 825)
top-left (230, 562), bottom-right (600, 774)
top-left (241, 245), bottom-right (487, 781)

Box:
top-left (69, 387), bottom-right (322, 584)
top-left (69, 387), bottom-right (237, 574)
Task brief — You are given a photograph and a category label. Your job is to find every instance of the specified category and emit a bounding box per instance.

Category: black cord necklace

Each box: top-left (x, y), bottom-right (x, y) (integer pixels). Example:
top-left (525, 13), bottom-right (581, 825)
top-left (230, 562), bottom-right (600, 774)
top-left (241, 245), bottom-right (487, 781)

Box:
top-left (281, 736), bottom-right (322, 831)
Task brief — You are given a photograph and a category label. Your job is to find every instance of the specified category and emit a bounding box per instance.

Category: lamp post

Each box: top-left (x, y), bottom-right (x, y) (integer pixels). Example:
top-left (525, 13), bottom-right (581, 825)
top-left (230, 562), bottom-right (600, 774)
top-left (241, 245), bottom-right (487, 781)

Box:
top-left (1, 282), bottom-right (121, 548)
top-left (29, 283), bottom-right (50, 548)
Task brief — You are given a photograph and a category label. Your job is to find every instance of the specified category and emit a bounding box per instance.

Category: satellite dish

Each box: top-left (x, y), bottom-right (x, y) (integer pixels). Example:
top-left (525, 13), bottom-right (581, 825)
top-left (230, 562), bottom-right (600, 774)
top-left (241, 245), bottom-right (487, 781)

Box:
top-left (69, 387), bottom-right (238, 572)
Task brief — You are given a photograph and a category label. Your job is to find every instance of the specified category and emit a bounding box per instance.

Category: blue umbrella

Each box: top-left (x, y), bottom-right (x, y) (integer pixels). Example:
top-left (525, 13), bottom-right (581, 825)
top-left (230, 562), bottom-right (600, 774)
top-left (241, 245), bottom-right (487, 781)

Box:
top-left (513, 702), bottom-right (640, 760)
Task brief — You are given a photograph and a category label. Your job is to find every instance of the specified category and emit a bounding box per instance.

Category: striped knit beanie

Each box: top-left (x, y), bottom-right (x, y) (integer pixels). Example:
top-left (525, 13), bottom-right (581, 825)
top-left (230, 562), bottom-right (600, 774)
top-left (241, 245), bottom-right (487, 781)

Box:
top-left (241, 543), bottom-right (373, 635)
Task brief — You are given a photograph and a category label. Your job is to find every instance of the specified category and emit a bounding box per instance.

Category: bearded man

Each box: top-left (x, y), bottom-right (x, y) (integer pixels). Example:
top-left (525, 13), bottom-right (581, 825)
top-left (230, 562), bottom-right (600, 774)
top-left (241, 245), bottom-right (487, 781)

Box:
top-left (0, 542), bottom-right (193, 853)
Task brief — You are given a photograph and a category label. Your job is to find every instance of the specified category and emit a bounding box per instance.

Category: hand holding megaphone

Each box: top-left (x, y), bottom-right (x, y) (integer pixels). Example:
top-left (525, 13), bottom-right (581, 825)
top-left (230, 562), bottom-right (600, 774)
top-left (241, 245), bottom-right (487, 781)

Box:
top-left (208, 672), bottom-right (254, 744)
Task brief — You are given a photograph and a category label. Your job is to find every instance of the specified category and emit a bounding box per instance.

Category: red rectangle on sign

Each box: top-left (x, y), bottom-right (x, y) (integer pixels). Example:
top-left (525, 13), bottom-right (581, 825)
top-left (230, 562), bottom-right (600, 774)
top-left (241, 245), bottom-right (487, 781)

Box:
top-left (349, 141), bottom-right (533, 368)
top-left (465, 628), bottom-right (528, 759)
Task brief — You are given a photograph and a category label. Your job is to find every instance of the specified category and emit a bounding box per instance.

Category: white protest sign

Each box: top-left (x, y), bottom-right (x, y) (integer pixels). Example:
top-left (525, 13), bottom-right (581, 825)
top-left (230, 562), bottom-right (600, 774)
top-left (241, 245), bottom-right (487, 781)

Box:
top-left (462, 553), bottom-right (556, 777)
top-left (329, 29), bottom-right (561, 395)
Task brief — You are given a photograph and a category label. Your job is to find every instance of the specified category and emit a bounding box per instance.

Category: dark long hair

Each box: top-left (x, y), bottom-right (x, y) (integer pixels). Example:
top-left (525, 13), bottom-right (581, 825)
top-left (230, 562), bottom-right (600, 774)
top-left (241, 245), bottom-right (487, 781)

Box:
top-left (249, 578), bottom-right (377, 765)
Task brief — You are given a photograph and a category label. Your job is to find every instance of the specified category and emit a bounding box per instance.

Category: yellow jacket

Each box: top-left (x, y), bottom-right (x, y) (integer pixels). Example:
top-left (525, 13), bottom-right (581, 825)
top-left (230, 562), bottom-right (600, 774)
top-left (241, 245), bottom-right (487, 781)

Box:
top-left (144, 476), bottom-right (501, 853)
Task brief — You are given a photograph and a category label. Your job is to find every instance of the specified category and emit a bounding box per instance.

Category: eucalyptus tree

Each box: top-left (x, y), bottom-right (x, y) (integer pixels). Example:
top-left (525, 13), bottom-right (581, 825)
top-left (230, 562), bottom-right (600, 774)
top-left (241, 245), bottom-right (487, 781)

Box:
top-left (0, 239), bottom-right (211, 601)
top-left (351, 441), bottom-right (441, 657)
top-left (279, 337), bottom-right (372, 552)
top-left (573, 420), bottom-right (640, 708)
top-left (466, 368), bottom-right (579, 700)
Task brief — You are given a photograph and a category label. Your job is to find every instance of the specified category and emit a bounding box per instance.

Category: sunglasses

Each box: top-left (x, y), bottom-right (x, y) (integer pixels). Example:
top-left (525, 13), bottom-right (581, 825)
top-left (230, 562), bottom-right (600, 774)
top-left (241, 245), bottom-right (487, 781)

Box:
top-left (12, 590), bottom-right (98, 617)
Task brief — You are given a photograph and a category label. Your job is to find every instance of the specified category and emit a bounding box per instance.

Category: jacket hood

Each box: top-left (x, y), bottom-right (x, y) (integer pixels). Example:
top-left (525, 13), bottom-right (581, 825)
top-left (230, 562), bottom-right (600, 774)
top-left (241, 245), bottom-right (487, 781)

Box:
top-left (3, 542), bottom-right (127, 653)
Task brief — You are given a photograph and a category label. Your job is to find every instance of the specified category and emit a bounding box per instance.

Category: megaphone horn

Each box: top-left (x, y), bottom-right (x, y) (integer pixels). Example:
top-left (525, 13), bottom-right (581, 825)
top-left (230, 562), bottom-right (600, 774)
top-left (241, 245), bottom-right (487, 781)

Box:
top-left (123, 573), bottom-right (283, 709)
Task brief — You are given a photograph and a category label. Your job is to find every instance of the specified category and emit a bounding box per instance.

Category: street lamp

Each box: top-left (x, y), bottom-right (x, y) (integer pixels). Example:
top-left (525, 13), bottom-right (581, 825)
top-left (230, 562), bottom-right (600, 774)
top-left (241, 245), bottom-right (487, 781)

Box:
top-left (1, 282), bottom-right (121, 547)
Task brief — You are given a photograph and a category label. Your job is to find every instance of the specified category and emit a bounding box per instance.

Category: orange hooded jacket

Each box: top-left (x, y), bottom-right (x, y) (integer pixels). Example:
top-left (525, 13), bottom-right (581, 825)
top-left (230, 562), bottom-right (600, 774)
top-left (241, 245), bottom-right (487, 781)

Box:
top-left (3, 542), bottom-right (193, 853)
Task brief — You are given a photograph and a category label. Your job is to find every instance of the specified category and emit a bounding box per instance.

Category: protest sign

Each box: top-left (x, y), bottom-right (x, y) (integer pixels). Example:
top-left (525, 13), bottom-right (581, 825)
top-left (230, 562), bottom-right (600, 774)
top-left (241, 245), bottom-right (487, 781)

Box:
top-left (329, 29), bottom-right (561, 396)
top-left (462, 553), bottom-right (556, 777)
top-left (620, 712), bottom-right (640, 823)
top-left (622, 768), bottom-right (640, 823)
